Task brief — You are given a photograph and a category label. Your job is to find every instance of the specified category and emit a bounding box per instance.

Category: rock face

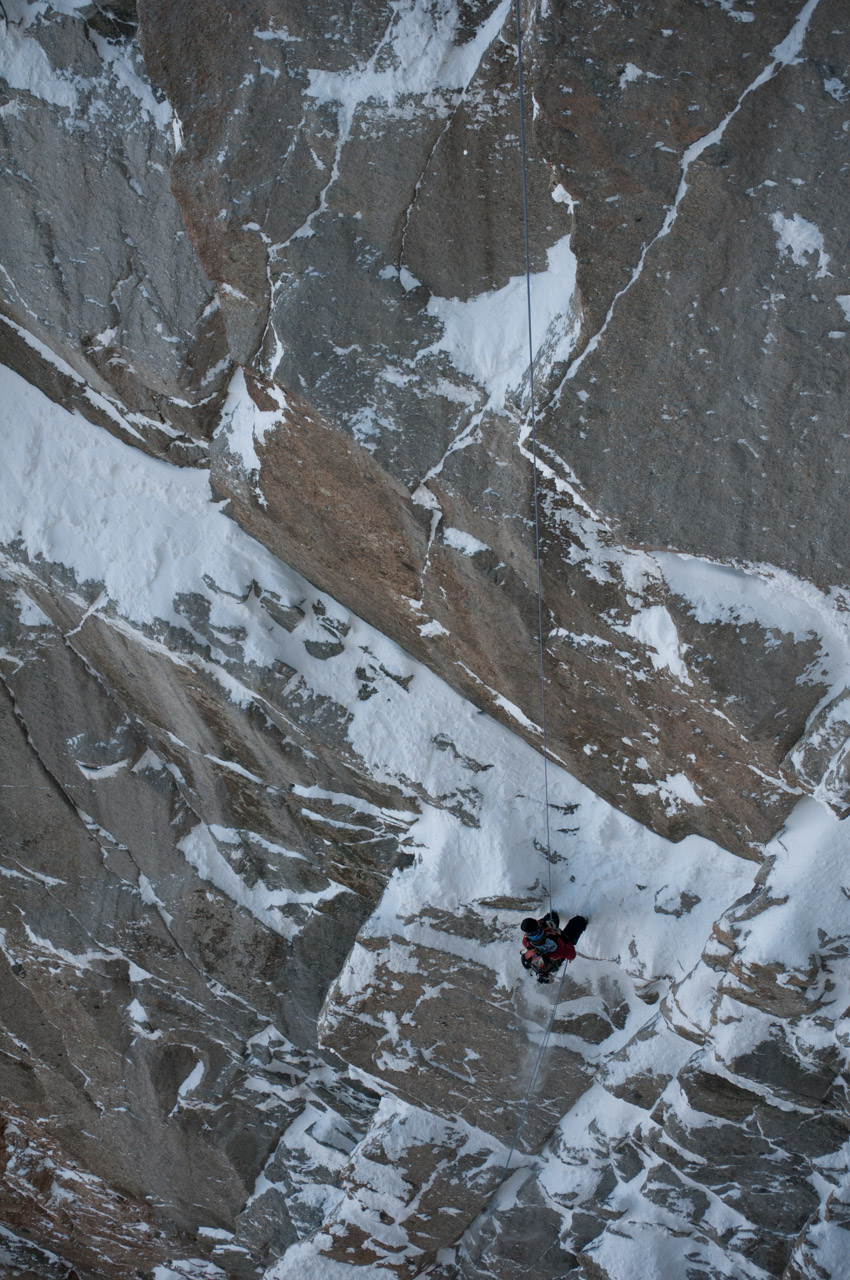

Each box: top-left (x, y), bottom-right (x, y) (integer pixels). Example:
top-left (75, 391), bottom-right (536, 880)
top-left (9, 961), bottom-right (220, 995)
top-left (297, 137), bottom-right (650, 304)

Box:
top-left (1, 1), bottom-right (849, 1278)
top-left (129, 0), bottom-right (847, 855)
top-left (0, 1), bottom-right (230, 460)
top-left (545, 0), bottom-right (850, 587)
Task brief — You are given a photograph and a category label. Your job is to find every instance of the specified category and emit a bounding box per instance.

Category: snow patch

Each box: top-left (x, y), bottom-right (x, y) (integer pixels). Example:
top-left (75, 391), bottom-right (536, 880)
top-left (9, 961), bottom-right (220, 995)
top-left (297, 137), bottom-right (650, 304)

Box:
top-left (127, 998), bottom-right (146, 1021)
top-left (619, 63), bottom-right (661, 88)
top-left (13, 588), bottom-right (50, 626)
top-left (153, 1263), bottom-right (230, 1280)
top-left (623, 605), bottom-right (692, 685)
top-left (823, 76), bottom-right (848, 102)
top-left (0, 26), bottom-right (80, 111)
top-left (419, 619), bottom-right (449, 637)
top-left (771, 211), bottom-right (830, 277)
top-left (254, 26), bottom-right (301, 42)
top-left (655, 552), bottom-right (850, 729)
top-left (86, 30), bottom-right (172, 129)
top-left (214, 368), bottom-right (288, 497)
top-left (730, 798), bottom-right (850, 969)
top-left (75, 758), bottom-right (130, 780)
top-left (442, 527), bottom-right (489, 557)
top-left (551, 183), bottom-right (576, 212)
top-left (713, 0), bottom-right (756, 22)
top-left (177, 1059), bottom-right (205, 1100)
top-left (177, 823), bottom-right (350, 940)
top-left (304, 0), bottom-right (510, 115)
top-left (425, 235), bottom-right (579, 409)
top-left (633, 772), bottom-right (705, 815)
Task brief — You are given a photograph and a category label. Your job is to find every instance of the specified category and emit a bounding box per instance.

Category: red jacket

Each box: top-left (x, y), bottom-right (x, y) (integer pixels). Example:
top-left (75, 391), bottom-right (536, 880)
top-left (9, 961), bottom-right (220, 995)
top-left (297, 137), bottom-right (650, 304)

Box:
top-left (547, 935), bottom-right (576, 962)
top-left (522, 925), bottom-right (576, 965)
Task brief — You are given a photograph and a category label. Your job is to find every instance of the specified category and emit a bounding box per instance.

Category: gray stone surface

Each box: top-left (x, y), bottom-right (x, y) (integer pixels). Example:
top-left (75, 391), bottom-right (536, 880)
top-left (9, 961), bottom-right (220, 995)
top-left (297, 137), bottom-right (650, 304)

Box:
top-left (3, 1), bottom-right (850, 1277)
top-left (130, 0), bottom-right (847, 846)
top-left (0, 2), bottom-right (230, 459)
top-left (0, 575), bottom-right (392, 1274)
top-left (544, 0), bottom-right (850, 587)
top-left (2, 0), bottom-right (847, 845)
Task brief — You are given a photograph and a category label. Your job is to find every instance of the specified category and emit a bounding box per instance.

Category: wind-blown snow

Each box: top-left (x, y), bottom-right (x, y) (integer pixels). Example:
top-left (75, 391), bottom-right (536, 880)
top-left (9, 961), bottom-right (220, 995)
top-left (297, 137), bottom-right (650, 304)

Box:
top-left (152, 1263), bottom-right (229, 1280)
top-left (0, 24), bottom-right (80, 111)
top-left (499, 793), bottom-right (850, 1280)
top-left (736, 798), bottom-right (849, 968)
top-left (656, 551), bottom-right (850, 724)
top-left (176, 1059), bottom-right (205, 1100)
top-left (177, 825), bottom-right (350, 941)
top-left (426, 235), bottom-right (579, 409)
top-left (0, 367), bottom-right (237, 627)
top-left (618, 62), bottom-right (661, 88)
top-left (633, 771), bottom-right (705, 815)
top-left (0, 359), bottom-right (755, 992)
top-left (214, 367), bottom-right (288, 499)
top-left (304, 0), bottom-right (511, 116)
top-left (3, 336), bottom-right (850, 1278)
top-left (0, 3), bottom-right (171, 128)
top-left (623, 605), bottom-right (692, 686)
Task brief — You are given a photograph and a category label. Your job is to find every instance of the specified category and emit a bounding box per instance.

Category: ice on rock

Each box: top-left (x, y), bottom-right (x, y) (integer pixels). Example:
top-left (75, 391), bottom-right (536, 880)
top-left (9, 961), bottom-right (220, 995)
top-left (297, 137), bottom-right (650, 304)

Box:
top-left (770, 211), bottom-right (831, 278)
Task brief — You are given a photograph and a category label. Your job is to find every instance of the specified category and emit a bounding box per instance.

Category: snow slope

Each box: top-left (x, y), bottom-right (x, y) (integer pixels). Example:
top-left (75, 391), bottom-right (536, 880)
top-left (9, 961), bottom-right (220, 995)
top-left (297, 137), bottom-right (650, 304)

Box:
top-left (3, 357), bottom-right (850, 1277)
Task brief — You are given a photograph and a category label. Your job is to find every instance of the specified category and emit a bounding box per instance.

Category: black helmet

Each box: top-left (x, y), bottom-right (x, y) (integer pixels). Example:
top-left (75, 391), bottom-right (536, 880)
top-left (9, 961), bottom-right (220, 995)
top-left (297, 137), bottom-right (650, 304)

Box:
top-left (521, 917), bottom-right (540, 934)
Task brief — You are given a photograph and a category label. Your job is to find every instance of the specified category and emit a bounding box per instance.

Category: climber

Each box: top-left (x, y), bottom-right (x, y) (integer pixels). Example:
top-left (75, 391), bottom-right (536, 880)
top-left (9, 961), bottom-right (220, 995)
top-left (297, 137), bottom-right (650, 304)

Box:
top-left (521, 910), bottom-right (588, 984)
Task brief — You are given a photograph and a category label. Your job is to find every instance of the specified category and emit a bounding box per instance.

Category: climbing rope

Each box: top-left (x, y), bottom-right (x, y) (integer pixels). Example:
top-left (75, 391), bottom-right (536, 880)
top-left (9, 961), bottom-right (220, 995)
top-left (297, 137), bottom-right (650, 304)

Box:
top-left (470, 7), bottom-right (565, 1268)
top-left (472, 963), bottom-right (569, 1268)
top-left (514, 0), bottom-right (553, 914)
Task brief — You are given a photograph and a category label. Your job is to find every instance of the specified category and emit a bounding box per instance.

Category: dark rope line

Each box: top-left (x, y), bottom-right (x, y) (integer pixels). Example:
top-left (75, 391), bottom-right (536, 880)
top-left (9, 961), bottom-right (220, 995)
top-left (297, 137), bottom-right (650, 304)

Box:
top-left (471, 963), bottom-right (569, 1269)
top-left (469, 9), bottom-right (565, 1269)
top-left (514, 0), bottom-right (552, 913)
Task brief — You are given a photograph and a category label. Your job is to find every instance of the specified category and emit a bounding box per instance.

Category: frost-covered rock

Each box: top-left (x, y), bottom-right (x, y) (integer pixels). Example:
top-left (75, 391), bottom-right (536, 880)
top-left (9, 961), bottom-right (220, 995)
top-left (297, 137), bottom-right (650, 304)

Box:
top-left (2, 0), bottom-right (850, 1277)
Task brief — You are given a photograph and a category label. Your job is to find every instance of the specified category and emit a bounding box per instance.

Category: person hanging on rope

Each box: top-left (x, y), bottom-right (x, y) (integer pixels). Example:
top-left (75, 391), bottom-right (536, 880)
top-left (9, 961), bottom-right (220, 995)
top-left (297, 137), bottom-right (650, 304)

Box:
top-left (520, 911), bottom-right (588, 984)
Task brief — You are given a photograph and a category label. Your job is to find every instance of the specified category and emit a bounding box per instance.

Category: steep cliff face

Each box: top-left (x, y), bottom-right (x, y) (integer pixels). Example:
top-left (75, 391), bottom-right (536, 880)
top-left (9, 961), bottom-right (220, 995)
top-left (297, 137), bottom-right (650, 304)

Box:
top-left (1, 2), bottom-right (849, 1278)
